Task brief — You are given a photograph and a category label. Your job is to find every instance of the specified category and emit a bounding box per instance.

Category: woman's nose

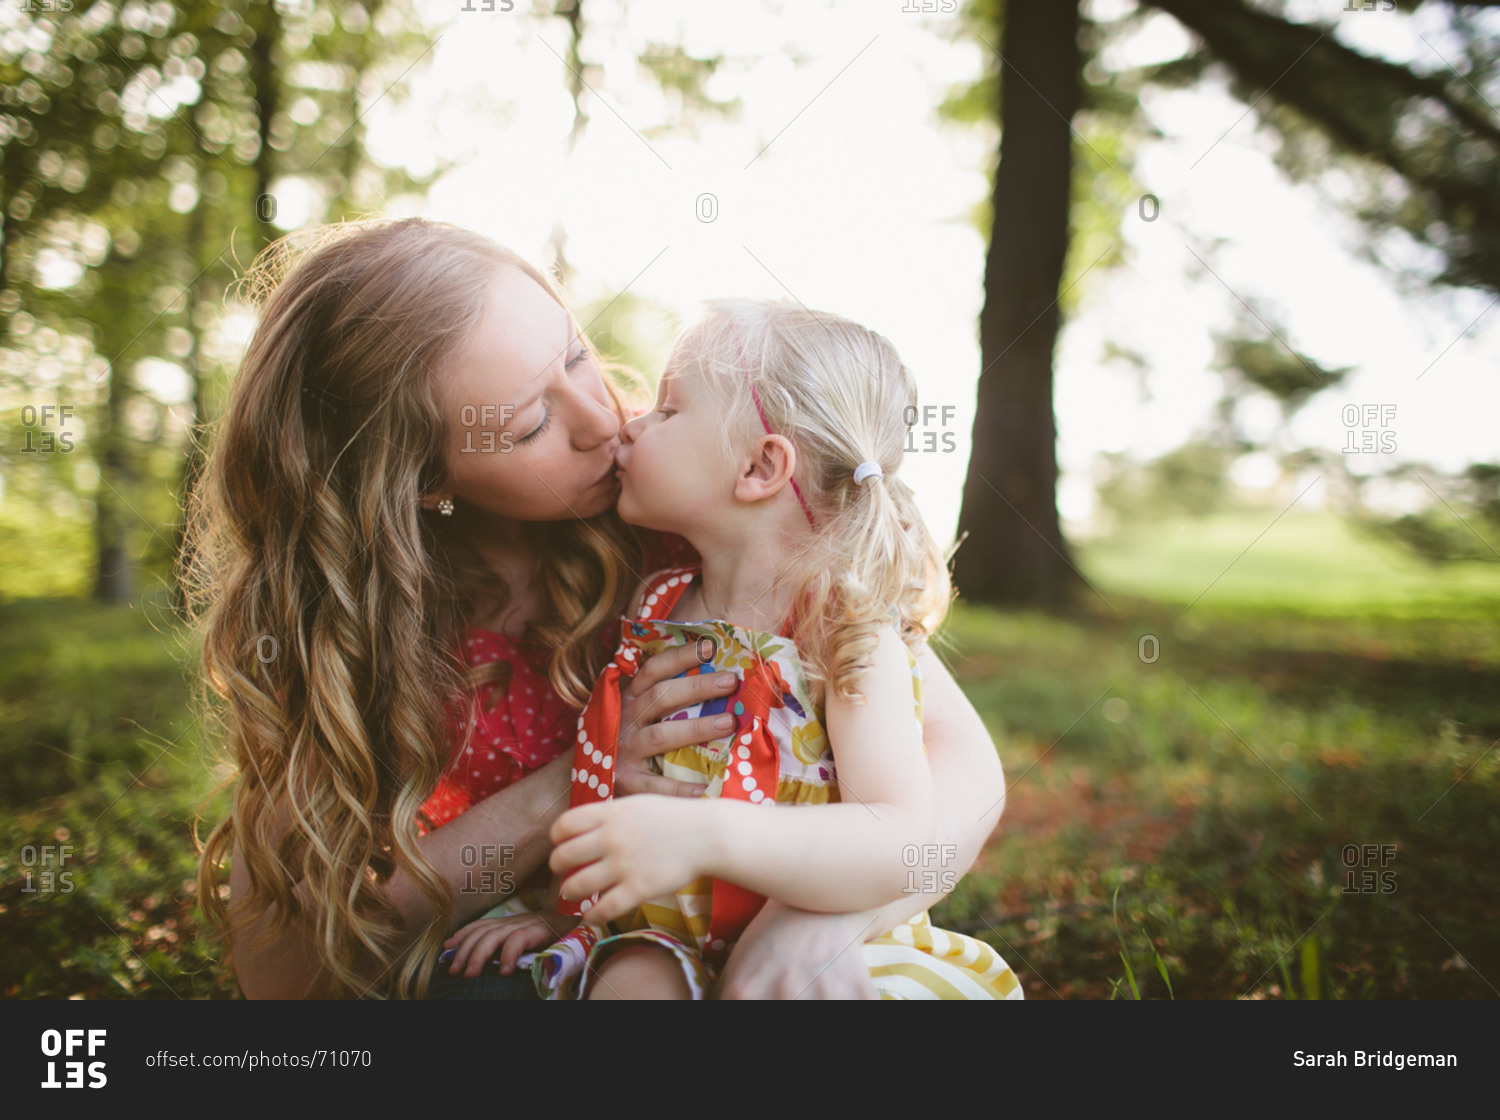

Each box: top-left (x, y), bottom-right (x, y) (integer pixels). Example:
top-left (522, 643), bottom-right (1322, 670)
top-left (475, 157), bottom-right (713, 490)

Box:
top-left (569, 385), bottom-right (622, 448)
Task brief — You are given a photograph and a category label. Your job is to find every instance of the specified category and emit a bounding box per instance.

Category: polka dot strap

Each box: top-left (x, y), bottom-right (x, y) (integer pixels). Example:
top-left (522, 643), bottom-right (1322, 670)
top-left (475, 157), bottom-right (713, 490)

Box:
top-left (557, 569), bottom-right (698, 919)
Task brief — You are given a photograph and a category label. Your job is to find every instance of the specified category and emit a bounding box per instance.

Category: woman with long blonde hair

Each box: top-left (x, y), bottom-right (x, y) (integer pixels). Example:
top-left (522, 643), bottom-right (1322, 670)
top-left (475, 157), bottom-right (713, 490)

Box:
top-left (185, 218), bottom-right (1007, 998)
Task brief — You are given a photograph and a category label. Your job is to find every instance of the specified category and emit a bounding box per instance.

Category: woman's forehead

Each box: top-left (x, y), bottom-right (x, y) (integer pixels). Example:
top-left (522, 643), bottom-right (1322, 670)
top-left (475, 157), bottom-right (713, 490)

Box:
top-left (453, 267), bottom-right (575, 392)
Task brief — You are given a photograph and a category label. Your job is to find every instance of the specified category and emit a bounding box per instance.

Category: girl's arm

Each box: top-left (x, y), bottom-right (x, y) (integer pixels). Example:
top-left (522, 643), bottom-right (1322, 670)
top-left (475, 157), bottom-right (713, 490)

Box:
top-left (710, 643), bottom-right (1006, 999)
top-left (553, 626), bottom-right (936, 919)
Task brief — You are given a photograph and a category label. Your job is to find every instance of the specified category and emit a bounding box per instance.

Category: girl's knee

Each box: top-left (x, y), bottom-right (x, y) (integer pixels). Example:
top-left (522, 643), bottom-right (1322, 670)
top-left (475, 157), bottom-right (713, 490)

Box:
top-left (586, 944), bottom-right (692, 1000)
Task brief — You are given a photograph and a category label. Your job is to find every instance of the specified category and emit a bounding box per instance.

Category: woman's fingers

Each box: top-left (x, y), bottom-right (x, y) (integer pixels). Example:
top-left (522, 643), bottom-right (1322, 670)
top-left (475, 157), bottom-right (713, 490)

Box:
top-left (497, 922), bottom-right (550, 975)
top-left (448, 922), bottom-right (498, 977)
top-left (465, 927), bottom-right (512, 979)
top-left (620, 710), bottom-right (737, 763)
top-left (624, 641), bottom-right (711, 696)
top-left (623, 656), bottom-right (736, 730)
top-left (631, 773), bottom-right (710, 799)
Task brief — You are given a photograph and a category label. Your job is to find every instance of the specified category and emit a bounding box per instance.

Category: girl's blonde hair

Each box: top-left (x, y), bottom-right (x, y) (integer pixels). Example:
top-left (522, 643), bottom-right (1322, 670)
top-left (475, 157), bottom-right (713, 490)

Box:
top-left (667, 299), bottom-right (953, 708)
top-left (183, 217), bottom-right (644, 998)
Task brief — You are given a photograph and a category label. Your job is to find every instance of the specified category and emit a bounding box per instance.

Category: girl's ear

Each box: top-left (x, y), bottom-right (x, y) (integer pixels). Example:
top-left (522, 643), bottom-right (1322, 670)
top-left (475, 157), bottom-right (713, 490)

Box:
top-left (734, 434), bottom-right (798, 503)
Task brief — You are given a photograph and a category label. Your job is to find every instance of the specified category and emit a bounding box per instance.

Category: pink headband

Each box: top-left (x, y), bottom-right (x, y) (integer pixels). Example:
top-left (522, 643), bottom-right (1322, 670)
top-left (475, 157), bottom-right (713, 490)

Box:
top-left (736, 339), bottom-right (817, 529)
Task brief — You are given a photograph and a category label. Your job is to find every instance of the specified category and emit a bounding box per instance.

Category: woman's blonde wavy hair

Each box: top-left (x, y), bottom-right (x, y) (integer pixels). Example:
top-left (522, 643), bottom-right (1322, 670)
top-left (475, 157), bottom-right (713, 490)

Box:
top-left (666, 300), bottom-right (955, 710)
top-left (183, 217), bottom-right (643, 998)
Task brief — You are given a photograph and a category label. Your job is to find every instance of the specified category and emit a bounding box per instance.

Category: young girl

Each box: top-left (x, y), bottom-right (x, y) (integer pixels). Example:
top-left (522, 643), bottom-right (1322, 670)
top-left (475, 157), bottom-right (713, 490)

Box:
top-left (442, 300), bottom-right (1021, 999)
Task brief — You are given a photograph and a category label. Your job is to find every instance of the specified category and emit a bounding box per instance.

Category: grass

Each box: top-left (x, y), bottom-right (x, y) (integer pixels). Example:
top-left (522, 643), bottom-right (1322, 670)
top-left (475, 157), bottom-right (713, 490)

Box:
top-left (2, 510), bottom-right (1498, 998)
top-left (928, 512), bottom-right (1500, 998)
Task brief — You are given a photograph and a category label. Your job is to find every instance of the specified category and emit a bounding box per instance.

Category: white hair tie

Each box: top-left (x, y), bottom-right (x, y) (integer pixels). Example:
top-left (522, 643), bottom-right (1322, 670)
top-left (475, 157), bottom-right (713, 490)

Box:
top-left (853, 461), bottom-right (883, 485)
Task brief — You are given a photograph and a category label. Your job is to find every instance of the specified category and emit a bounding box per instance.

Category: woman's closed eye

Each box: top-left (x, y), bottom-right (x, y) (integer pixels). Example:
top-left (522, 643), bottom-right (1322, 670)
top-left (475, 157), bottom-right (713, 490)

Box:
top-left (519, 410), bottom-right (552, 444)
top-left (565, 346), bottom-right (589, 371)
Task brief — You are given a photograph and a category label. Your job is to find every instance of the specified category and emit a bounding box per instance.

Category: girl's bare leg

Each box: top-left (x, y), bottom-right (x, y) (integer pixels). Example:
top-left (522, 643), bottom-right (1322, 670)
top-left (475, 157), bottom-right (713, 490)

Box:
top-left (585, 944), bottom-right (692, 1000)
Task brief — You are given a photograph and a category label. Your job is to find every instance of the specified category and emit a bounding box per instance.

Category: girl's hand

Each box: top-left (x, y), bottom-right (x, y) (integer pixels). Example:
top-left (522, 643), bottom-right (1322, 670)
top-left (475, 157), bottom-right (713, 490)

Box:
top-left (614, 643), bottom-right (738, 798)
top-left (443, 912), bottom-right (577, 978)
top-left (714, 900), bottom-right (879, 1000)
top-left (550, 796), bottom-right (710, 925)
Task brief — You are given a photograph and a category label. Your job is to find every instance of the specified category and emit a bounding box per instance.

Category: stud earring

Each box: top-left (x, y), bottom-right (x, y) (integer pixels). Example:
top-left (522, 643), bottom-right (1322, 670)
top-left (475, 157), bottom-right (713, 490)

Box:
top-left (437, 498), bottom-right (454, 517)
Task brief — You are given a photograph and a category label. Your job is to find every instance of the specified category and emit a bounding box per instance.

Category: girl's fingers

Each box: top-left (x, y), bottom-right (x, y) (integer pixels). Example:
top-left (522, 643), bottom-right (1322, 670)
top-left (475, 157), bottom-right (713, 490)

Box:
top-left (549, 831), bottom-right (605, 876)
top-left (550, 803), bottom-right (606, 844)
top-left (584, 885), bottom-right (639, 929)
top-left (560, 860), bottom-right (619, 903)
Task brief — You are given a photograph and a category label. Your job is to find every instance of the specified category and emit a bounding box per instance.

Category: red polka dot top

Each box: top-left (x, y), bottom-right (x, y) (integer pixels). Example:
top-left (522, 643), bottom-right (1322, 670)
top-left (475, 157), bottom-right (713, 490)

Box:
top-left (418, 531), bottom-right (699, 833)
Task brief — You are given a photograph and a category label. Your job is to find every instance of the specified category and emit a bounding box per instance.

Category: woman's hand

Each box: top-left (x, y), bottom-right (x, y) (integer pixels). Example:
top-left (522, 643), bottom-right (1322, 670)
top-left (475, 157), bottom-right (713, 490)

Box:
top-left (613, 642), bottom-right (737, 798)
top-left (715, 900), bottom-right (879, 1000)
top-left (550, 796), bottom-right (710, 924)
top-left (443, 911), bottom-right (577, 978)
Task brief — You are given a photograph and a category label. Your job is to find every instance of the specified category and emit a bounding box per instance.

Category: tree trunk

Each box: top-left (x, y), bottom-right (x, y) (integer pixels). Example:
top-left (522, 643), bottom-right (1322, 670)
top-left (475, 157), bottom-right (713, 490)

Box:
top-left (247, 1), bottom-right (281, 261)
top-left (953, 0), bottom-right (1084, 607)
top-left (92, 351), bottom-right (135, 604)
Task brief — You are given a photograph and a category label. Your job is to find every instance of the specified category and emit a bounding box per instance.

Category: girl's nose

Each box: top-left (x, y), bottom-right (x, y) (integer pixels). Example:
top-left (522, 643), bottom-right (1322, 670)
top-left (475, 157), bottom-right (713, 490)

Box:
top-left (621, 411), bottom-right (649, 443)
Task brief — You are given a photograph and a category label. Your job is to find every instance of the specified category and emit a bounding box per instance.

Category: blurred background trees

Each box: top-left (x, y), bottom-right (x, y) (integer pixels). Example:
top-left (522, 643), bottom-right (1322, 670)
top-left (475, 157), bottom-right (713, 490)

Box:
top-left (948, 0), bottom-right (1498, 605)
top-left (2, 0), bottom-right (432, 602)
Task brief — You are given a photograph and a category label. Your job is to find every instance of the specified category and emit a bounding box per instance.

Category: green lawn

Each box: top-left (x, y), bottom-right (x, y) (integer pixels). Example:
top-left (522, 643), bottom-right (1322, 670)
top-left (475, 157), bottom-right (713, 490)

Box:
top-left (931, 513), bottom-right (1500, 998)
top-left (2, 511), bottom-right (1497, 998)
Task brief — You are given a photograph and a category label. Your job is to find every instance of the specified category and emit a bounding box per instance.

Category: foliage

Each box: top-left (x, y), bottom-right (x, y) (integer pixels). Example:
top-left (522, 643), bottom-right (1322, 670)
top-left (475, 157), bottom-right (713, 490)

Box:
top-left (1, 0), bottom-right (439, 603)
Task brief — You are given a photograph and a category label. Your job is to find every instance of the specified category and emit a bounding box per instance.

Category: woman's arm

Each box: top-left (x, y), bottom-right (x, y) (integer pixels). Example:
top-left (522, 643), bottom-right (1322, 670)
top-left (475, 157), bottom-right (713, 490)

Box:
top-left (228, 643), bottom-right (739, 1000)
top-left (228, 754), bottom-right (570, 999)
top-left (714, 642), bottom-right (1006, 998)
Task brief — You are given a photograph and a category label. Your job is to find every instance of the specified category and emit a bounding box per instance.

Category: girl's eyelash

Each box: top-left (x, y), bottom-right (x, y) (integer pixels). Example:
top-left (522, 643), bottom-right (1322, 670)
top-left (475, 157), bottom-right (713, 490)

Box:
top-left (520, 410), bottom-right (552, 444)
top-left (565, 348), bottom-right (587, 369)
